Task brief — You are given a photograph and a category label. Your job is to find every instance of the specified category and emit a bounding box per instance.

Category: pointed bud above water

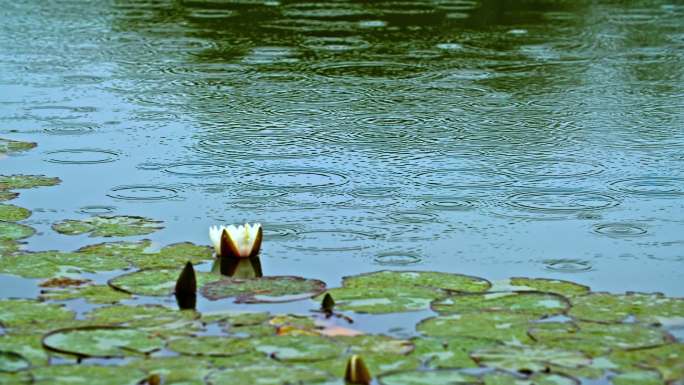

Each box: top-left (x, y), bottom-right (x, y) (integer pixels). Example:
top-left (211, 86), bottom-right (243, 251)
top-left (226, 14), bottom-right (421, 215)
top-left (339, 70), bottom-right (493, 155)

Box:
top-left (209, 223), bottom-right (263, 258)
top-left (321, 293), bottom-right (335, 313)
top-left (175, 261), bottom-right (197, 296)
top-left (344, 355), bottom-right (371, 385)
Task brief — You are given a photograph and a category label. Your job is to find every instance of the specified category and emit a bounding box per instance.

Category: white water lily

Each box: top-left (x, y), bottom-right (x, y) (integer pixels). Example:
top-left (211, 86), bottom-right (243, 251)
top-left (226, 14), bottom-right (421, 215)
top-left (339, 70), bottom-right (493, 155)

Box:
top-left (209, 223), bottom-right (263, 258)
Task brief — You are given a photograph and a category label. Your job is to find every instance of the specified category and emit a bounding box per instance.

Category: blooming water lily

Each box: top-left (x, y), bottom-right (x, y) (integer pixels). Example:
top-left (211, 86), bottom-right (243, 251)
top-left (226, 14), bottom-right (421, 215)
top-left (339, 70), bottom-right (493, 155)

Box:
top-left (209, 223), bottom-right (262, 258)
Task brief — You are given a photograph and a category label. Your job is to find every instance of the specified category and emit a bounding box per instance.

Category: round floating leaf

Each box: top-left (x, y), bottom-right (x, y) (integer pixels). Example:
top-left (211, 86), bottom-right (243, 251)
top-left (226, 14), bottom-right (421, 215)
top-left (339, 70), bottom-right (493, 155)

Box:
top-left (432, 291), bottom-right (570, 317)
top-left (52, 215), bottom-right (163, 237)
top-left (0, 204), bottom-right (30, 222)
top-left (85, 304), bottom-right (201, 337)
top-left (312, 353), bottom-right (421, 378)
top-left (0, 299), bottom-right (74, 329)
top-left (127, 356), bottom-right (212, 385)
top-left (0, 222), bottom-right (34, 241)
top-left (0, 250), bottom-right (129, 279)
top-left (30, 364), bottom-right (146, 385)
top-left (0, 371), bottom-right (31, 385)
top-left (207, 363), bottom-right (332, 385)
top-left (338, 335), bottom-right (415, 355)
top-left (40, 284), bottom-right (132, 304)
top-left (0, 335), bottom-right (48, 366)
top-left (609, 344), bottom-right (684, 382)
top-left (494, 277), bottom-right (591, 297)
top-left (251, 335), bottom-right (344, 362)
top-left (323, 286), bottom-right (442, 314)
top-left (379, 369), bottom-right (480, 385)
top-left (569, 292), bottom-right (684, 324)
top-left (109, 268), bottom-right (221, 296)
top-left (343, 270), bottom-right (491, 293)
top-left (0, 191), bottom-right (18, 202)
top-left (168, 336), bottom-right (254, 357)
top-left (130, 242), bottom-right (213, 269)
top-left (417, 313), bottom-right (534, 344)
top-left (471, 345), bottom-right (590, 373)
top-left (77, 239), bottom-right (152, 257)
top-left (202, 276), bottom-right (326, 303)
top-left (411, 337), bottom-right (500, 369)
top-left (0, 138), bottom-right (36, 155)
top-left (0, 175), bottom-right (60, 190)
top-left (43, 326), bottom-right (164, 358)
top-left (0, 351), bottom-right (29, 372)
top-left (529, 322), bottom-right (669, 356)
top-left (611, 370), bottom-right (663, 385)
top-left (202, 310), bottom-right (271, 326)
top-left (0, 240), bottom-right (19, 255)
top-left (483, 371), bottom-right (579, 385)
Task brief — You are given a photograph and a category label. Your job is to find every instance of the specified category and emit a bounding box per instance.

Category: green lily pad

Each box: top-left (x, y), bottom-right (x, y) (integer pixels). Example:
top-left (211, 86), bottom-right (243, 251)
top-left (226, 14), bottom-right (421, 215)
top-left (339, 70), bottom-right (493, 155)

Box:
top-left (130, 242), bottom-right (213, 269)
top-left (529, 322), bottom-right (669, 356)
top-left (202, 310), bottom-right (271, 326)
top-left (0, 138), bottom-right (36, 155)
top-left (609, 344), bottom-right (684, 382)
top-left (491, 277), bottom-right (590, 297)
top-left (0, 299), bottom-right (74, 329)
top-left (472, 345), bottom-right (590, 373)
top-left (611, 371), bottom-right (664, 385)
top-left (42, 326), bottom-right (165, 358)
top-left (0, 371), bottom-right (31, 385)
top-left (483, 372), bottom-right (579, 385)
top-left (206, 363), bottom-right (333, 385)
top-left (313, 353), bottom-right (421, 378)
top-left (0, 351), bottom-right (29, 372)
top-left (77, 239), bottom-right (152, 257)
top-left (0, 204), bottom-right (30, 222)
top-left (0, 335), bottom-right (47, 366)
top-left (343, 270), bottom-right (491, 293)
top-left (322, 286), bottom-right (442, 314)
top-left (569, 292), bottom-right (684, 324)
top-left (40, 284), bottom-right (132, 304)
top-left (411, 337), bottom-right (499, 369)
top-left (417, 313), bottom-right (534, 344)
top-left (378, 369), bottom-right (480, 385)
top-left (30, 365), bottom-right (146, 385)
top-left (52, 215), bottom-right (163, 237)
top-left (168, 336), bottom-right (254, 357)
top-left (109, 268), bottom-right (221, 296)
top-left (127, 356), bottom-right (212, 385)
top-left (0, 175), bottom-right (60, 190)
top-left (202, 276), bottom-right (327, 303)
top-left (227, 323), bottom-right (277, 338)
top-left (432, 291), bottom-right (570, 317)
top-left (251, 335), bottom-right (344, 362)
top-left (86, 304), bottom-right (201, 337)
top-left (0, 250), bottom-right (129, 279)
top-left (0, 191), bottom-right (18, 202)
top-left (339, 335), bottom-right (415, 355)
top-left (0, 240), bottom-right (19, 255)
top-left (0, 222), bottom-right (34, 241)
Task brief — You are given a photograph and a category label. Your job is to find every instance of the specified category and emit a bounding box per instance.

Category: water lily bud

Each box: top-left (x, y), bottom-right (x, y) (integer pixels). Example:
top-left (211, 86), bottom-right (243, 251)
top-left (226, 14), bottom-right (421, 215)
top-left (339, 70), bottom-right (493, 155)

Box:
top-left (175, 261), bottom-right (197, 296)
top-left (209, 223), bottom-right (263, 258)
top-left (321, 293), bottom-right (335, 313)
top-left (344, 355), bottom-right (371, 385)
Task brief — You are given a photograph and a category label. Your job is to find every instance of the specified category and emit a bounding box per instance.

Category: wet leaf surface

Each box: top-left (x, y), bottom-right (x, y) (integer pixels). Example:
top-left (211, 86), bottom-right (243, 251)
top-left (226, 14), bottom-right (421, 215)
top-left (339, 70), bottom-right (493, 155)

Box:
top-left (483, 371), bottom-right (579, 385)
top-left (251, 335), bottom-right (344, 362)
top-left (206, 363), bottom-right (333, 385)
top-left (52, 215), bottom-right (163, 237)
top-left (378, 369), bottom-right (481, 385)
top-left (0, 299), bottom-right (74, 330)
top-left (202, 276), bottom-right (327, 303)
top-left (0, 138), bottom-right (36, 155)
top-left (40, 284), bottom-right (132, 304)
top-left (168, 336), bottom-right (254, 357)
top-left (569, 292), bottom-right (684, 324)
top-left (109, 268), bottom-right (221, 296)
top-left (0, 204), bottom-right (30, 222)
top-left (494, 278), bottom-right (590, 297)
top-left (471, 345), bottom-right (591, 373)
top-left (0, 222), bottom-right (34, 241)
top-left (30, 364), bottom-right (147, 385)
top-left (343, 270), bottom-right (491, 292)
top-left (0, 250), bottom-right (129, 278)
top-left (417, 312), bottom-right (534, 344)
top-left (432, 291), bottom-right (570, 317)
top-left (323, 286), bottom-right (442, 314)
top-left (42, 326), bottom-right (165, 358)
top-left (0, 175), bottom-right (60, 190)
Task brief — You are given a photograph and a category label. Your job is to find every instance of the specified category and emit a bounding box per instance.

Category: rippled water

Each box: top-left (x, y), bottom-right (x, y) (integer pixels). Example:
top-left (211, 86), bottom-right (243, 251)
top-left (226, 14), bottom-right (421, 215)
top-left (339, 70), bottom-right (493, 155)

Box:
top-left (1, 0), bottom-right (683, 295)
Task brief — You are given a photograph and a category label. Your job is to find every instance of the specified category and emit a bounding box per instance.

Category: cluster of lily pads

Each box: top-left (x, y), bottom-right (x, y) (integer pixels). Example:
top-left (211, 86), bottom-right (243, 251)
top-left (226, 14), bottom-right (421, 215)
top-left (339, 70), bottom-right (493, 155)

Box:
top-left (1, 137), bottom-right (683, 385)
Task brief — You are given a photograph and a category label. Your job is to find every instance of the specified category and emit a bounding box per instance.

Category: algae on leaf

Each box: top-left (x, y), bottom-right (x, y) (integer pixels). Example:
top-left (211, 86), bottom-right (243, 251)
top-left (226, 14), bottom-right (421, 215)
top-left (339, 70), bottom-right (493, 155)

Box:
top-left (0, 204), bottom-right (30, 222)
top-left (431, 291), bottom-right (569, 317)
top-left (42, 326), bottom-right (165, 358)
top-left (342, 270), bottom-right (490, 293)
top-left (52, 215), bottom-right (163, 237)
top-left (202, 276), bottom-right (326, 303)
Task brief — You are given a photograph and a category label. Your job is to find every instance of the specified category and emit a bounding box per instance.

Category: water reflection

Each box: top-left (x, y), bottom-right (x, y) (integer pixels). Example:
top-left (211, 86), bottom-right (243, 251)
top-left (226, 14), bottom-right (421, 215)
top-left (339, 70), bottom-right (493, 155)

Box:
top-left (213, 256), bottom-right (264, 279)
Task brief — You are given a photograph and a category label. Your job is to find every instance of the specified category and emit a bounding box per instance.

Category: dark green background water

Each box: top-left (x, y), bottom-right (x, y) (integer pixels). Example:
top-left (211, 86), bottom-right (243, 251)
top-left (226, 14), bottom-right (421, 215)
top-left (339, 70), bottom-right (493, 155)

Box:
top-left (1, 0), bottom-right (683, 296)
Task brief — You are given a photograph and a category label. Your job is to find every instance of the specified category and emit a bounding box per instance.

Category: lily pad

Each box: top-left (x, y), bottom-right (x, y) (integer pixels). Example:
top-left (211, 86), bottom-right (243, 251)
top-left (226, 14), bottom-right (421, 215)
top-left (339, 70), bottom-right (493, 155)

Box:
top-left (202, 310), bottom-right (271, 326)
top-left (568, 292), bottom-right (684, 324)
top-left (417, 313), bottom-right (534, 344)
top-left (343, 270), bottom-right (491, 293)
top-left (0, 250), bottom-right (129, 278)
top-left (0, 335), bottom-right (47, 367)
top-left (322, 286), bottom-right (442, 314)
top-left (251, 335), bottom-right (344, 362)
top-left (0, 175), bottom-right (60, 190)
top-left (0, 299), bottom-right (74, 329)
top-left (109, 268), bottom-right (221, 296)
top-left (492, 277), bottom-right (590, 297)
top-left (0, 138), bottom-right (36, 155)
top-left (168, 336), bottom-right (254, 357)
top-left (85, 304), bottom-right (201, 337)
top-left (0, 222), bottom-right (34, 241)
top-left (42, 326), bottom-right (164, 358)
top-left (0, 240), bottom-right (19, 255)
top-left (206, 363), bottom-right (332, 385)
top-left (127, 356), bottom-right (212, 385)
top-left (432, 291), bottom-right (570, 317)
top-left (378, 369), bottom-right (480, 385)
top-left (339, 335), bottom-right (415, 355)
top-left (0, 191), bottom-right (18, 202)
top-left (40, 284), bottom-right (132, 304)
top-left (52, 215), bottom-right (163, 237)
top-left (609, 344), bottom-right (684, 382)
top-left (130, 242), bottom-right (213, 269)
top-left (77, 239), bottom-right (152, 257)
top-left (313, 353), bottom-right (421, 378)
top-left (0, 351), bottom-right (29, 372)
top-left (483, 372), bottom-right (579, 385)
top-left (0, 204), bottom-right (30, 222)
top-left (411, 337), bottom-right (499, 369)
top-left (0, 371), bottom-right (31, 385)
top-left (202, 276), bottom-right (327, 303)
top-left (30, 365), bottom-right (146, 385)
top-left (471, 345), bottom-right (591, 373)
top-left (611, 371), bottom-right (664, 385)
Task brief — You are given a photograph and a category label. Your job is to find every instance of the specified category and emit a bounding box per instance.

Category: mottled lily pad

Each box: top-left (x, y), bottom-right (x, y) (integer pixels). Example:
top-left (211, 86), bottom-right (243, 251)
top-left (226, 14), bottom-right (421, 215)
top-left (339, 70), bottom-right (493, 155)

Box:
top-left (611, 371), bottom-right (663, 385)
top-left (77, 239), bottom-right (152, 257)
top-left (411, 337), bottom-right (499, 369)
top-left (378, 369), bottom-right (480, 385)
top-left (0, 250), bottom-right (129, 278)
top-left (42, 326), bottom-right (164, 358)
top-left (322, 286), bottom-right (442, 314)
top-left (251, 335), bottom-right (344, 362)
top-left (432, 291), bottom-right (570, 317)
top-left (471, 345), bottom-right (591, 373)
top-left (0, 351), bottom-right (29, 372)
top-left (0, 335), bottom-right (48, 366)
top-left (127, 356), bottom-right (212, 385)
top-left (609, 344), bottom-right (684, 382)
top-left (491, 277), bottom-right (590, 297)
top-left (483, 371), bottom-right (579, 385)
top-left (0, 371), bottom-right (31, 385)
top-left (202, 310), bottom-right (271, 326)
top-left (52, 215), bottom-right (163, 237)
top-left (109, 268), bottom-right (221, 296)
top-left (0, 240), bottom-right (19, 255)
top-left (0, 138), bottom-right (36, 155)
top-left (0, 175), bottom-right (60, 190)
top-left (0, 191), bottom-right (18, 202)
top-left (0, 222), bottom-right (34, 241)
top-left (340, 335), bottom-right (415, 355)
top-left (130, 242), bottom-right (213, 269)
top-left (30, 365), bottom-right (146, 385)
top-left (569, 292), bottom-right (684, 324)
top-left (168, 336), bottom-right (254, 357)
top-left (0, 299), bottom-right (74, 329)
top-left (313, 353), bottom-right (421, 378)
top-left (529, 322), bottom-right (669, 356)
top-left (343, 270), bottom-right (491, 293)
top-left (0, 204), bottom-right (30, 222)
top-left (40, 284), bottom-right (132, 304)
top-left (206, 363), bottom-right (332, 385)
top-left (417, 313), bottom-right (534, 344)
top-left (85, 304), bottom-right (201, 337)
top-left (202, 276), bottom-right (327, 303)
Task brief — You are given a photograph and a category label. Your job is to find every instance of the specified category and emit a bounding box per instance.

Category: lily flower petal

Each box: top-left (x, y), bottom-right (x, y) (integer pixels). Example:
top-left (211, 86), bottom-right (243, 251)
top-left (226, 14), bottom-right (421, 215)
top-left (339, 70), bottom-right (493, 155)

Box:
top-left (209, 223), bottom-right (263, 258)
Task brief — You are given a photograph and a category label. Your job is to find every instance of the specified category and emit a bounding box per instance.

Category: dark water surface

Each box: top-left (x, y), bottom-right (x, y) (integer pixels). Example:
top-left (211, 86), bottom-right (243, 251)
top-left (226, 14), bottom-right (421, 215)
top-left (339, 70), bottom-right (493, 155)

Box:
top-left (1, 0), bottom-right (683, 297)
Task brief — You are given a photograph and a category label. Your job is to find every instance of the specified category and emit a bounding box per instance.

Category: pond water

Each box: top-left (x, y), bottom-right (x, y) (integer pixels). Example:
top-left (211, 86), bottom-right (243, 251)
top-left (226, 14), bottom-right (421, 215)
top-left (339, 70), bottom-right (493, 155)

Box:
top-left (1, 0), bottom-right (684, 301)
